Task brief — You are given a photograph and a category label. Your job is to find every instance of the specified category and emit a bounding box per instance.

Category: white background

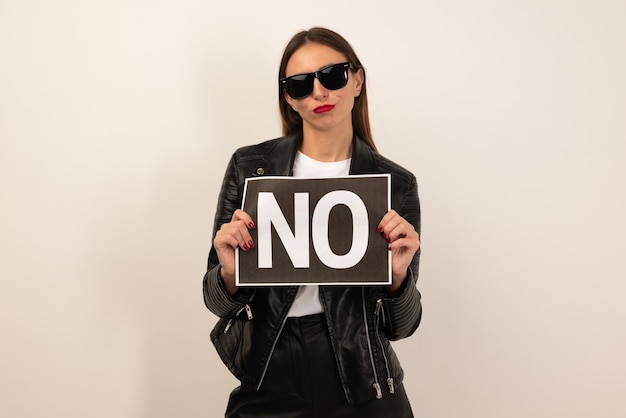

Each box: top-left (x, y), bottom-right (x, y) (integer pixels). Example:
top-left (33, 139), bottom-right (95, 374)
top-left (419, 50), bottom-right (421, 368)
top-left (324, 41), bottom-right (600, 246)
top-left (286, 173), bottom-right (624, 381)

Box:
top-left (1, 1), bottom-right (624, 417)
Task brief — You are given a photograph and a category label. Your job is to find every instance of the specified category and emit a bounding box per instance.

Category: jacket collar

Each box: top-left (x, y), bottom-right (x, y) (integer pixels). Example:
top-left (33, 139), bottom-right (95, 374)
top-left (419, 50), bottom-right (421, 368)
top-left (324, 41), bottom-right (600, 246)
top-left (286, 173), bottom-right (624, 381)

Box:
top-left (262, 131), bottom-right (378, 176)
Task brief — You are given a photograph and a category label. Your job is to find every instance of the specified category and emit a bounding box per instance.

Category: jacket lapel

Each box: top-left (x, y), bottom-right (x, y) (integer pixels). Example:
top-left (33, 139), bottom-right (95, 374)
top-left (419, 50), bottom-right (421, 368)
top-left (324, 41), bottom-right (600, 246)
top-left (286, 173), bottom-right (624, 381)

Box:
top-left (261, 132), bottom-right (302, 176)
top-left (349, 135), bottom-right (379, 175)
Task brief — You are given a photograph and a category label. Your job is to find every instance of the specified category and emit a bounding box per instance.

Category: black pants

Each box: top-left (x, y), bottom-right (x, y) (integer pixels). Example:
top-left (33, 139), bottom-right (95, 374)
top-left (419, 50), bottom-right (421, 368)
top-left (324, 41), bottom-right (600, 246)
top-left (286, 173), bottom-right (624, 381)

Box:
top-left (225, 314), bottom-right (414, 418)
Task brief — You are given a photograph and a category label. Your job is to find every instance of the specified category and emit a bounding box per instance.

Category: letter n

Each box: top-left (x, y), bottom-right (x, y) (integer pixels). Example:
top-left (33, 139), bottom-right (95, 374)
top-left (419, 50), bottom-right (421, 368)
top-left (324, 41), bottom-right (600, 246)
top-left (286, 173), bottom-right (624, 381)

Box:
top-left (257, 192), bottom-right (309, 268)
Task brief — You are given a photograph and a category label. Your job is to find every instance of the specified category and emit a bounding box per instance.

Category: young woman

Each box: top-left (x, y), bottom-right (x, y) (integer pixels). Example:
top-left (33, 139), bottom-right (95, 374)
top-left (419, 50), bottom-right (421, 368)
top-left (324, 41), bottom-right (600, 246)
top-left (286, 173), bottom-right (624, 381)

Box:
top-left (203, 27), bottom-right (422, 417)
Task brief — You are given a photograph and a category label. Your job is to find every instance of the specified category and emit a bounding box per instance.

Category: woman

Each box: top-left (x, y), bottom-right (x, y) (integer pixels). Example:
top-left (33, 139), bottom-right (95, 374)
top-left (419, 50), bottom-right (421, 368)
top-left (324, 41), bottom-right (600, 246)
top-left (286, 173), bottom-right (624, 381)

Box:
top-left (203, 27), bottom-right (422, 417)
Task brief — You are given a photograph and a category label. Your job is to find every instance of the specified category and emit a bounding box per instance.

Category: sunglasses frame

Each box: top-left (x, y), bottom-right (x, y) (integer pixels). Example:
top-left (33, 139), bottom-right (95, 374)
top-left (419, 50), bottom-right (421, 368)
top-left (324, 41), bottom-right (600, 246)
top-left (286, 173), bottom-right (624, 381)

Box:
top-left (280, 62), bottom-right (354, 100)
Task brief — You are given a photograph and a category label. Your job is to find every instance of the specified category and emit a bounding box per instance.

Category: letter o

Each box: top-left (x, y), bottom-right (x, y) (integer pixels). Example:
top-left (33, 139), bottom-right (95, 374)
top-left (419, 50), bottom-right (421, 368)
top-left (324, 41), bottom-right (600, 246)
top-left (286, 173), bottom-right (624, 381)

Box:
top-left (312, 190), bottom-right (369, 269)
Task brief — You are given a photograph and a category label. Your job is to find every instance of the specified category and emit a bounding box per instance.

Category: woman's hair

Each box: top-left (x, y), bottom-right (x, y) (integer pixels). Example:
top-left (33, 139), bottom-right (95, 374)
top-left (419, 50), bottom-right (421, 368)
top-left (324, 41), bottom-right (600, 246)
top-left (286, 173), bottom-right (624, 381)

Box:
top-left (278, 27), bottom-right (377, 152)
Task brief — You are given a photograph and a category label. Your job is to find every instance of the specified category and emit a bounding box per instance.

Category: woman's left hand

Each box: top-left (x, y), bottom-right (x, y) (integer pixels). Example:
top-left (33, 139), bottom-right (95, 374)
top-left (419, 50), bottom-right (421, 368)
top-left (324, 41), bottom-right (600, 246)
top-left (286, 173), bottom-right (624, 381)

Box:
top-left (377, 209), bottom-right (420, 296)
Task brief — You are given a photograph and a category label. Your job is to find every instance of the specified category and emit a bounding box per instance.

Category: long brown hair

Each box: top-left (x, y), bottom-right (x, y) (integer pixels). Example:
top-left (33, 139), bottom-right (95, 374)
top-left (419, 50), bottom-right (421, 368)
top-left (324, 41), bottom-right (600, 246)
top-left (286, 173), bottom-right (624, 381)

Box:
top-left (278, 27), bottom-right (377, 152)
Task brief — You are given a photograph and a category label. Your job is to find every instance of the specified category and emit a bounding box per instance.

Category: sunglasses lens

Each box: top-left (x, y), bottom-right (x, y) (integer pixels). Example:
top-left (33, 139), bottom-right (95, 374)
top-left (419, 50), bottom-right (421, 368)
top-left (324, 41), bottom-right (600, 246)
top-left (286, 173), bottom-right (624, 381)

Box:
top-left (284, 74), bottom-right (314, 100)
top-left (282, 63), bottom-right (350, 99)
top-left (319, 64), bottom-right (349, 90)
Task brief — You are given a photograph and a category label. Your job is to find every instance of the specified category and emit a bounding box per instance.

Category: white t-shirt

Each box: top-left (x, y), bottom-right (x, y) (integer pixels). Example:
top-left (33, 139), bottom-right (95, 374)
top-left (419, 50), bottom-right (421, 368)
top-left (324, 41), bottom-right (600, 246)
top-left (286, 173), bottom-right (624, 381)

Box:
top-left (286, 151), bottom-right (351, 317)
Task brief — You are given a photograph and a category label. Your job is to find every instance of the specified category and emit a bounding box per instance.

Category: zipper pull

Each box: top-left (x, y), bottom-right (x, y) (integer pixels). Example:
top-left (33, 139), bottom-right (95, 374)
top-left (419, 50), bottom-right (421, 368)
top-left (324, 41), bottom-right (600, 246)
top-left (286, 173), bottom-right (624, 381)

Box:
top-left (373, 382), bottom-right (382, 399)
top-left (245, 304), bottom-right (253, 320)
top-left (375, 299), bottom-right (386, 325)
top-left (387, 377), bottom-right (395, 394)
top-left (224, 318), bottom-right (234, 334)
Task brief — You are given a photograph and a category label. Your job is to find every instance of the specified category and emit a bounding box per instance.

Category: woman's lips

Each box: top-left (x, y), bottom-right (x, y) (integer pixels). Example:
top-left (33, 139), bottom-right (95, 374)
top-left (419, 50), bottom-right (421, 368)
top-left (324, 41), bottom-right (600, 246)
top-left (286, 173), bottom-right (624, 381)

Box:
top-left (313, 104), bottom-right (335, 113)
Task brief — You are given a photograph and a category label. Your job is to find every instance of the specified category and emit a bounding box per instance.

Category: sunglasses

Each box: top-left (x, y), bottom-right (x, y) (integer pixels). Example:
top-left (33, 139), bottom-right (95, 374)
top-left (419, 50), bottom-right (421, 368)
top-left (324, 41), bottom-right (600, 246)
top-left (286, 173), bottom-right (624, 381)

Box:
top-left (280, 62), bottom-right (354, 100)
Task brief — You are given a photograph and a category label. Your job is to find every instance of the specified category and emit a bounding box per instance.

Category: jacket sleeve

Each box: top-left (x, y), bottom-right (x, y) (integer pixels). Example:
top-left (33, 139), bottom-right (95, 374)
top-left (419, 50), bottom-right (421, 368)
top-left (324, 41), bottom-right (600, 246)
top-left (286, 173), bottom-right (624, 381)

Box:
top-left (381, 175), bottom-right (422, 340)
top-left (202, 153), bottom-right (255, 318)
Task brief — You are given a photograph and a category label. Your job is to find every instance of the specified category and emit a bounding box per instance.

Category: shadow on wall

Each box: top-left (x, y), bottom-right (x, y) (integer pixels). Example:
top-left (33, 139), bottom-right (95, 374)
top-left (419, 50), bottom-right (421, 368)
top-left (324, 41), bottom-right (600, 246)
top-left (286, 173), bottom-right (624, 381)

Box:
top-left (87, 42), bottom-right (284, 417)
top-left (89, 145), bottom-right (235, 417)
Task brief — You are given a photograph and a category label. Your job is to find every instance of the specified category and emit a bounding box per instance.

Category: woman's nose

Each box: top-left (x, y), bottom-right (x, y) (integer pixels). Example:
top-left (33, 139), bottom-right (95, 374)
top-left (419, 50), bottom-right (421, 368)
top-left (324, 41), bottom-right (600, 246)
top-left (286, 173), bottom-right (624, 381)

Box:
top-left (310, 78), bottom-right (329, 100)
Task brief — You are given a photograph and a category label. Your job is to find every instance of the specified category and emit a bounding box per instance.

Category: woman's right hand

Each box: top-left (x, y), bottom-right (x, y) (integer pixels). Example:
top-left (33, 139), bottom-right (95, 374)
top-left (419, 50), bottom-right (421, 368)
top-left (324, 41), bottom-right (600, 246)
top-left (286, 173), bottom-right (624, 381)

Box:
top-left (213, 209), bottom-right (255, 295)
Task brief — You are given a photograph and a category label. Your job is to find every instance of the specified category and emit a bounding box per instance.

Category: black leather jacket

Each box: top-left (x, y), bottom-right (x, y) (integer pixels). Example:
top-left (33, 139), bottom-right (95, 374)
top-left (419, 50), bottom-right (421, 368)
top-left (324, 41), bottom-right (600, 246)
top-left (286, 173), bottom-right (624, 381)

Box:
top-left (203, 133), bottom-right (422, 404)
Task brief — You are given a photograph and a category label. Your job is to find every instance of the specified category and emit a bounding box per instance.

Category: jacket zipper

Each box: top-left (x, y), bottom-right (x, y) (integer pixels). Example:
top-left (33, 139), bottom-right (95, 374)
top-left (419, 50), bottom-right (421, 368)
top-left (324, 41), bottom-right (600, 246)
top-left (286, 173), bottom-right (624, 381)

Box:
top-left (223, 303), bottom-right (253, 334)
top-left (362, 288), bottom-right (383, 399)
top-left (375, 298), bottom-right (395, 394)
top-left (255, 313), bottom-right (289, 390)
top-left (221, 300), bottom-right (289, 390)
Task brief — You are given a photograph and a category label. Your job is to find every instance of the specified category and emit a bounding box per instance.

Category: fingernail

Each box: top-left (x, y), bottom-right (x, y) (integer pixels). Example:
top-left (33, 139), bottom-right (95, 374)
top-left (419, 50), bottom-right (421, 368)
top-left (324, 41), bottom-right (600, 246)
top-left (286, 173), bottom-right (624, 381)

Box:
top-left (377, 225), bottom-right (383, 233)
top-left (242, 243), bottom-right (248, 251)
top-left (248, 240), bottom-right (254, 249)
top-left (248, 221), bottom-right (255, 229)
top-left (383, 233), bottom-right (388, 240)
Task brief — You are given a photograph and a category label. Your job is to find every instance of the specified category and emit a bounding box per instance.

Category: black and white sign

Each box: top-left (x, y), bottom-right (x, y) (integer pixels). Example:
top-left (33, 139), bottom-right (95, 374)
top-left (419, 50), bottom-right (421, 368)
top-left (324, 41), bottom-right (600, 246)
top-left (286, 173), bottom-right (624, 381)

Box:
top-left (236, 174), bottom-right (391, 286)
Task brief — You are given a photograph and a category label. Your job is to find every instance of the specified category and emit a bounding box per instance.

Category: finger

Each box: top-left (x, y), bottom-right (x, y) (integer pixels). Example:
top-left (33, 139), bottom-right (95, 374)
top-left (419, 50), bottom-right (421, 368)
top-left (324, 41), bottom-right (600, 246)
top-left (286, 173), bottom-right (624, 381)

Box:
top-left (214, 229), bottom-right (240, 251)
top-left (377, 210), bottom-right (398, 241)
top-left (377, 209), bottom-right (399, 231)
top-left (388, 233), bottom-right (420, 252)
top-left (378, 211), bottom-right (408, 242)
top-left (232, 209), bottom-right (255, 230)
top-left (231, 219), bottom-right (255, 249)
top-left (231, 210), bottom-right (255, 249)
top-left (388, 220), bottom-right (417, 242)
top-left (216, 222), bottom-right (254, 251)
top-left (388, 227), bottom-right (420, 254)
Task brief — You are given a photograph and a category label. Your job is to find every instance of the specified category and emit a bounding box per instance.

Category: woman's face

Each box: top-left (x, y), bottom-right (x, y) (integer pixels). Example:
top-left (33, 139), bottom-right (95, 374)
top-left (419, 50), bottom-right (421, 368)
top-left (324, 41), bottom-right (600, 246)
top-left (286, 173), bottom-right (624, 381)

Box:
top-left (284, 42), bottom-right (363, 136)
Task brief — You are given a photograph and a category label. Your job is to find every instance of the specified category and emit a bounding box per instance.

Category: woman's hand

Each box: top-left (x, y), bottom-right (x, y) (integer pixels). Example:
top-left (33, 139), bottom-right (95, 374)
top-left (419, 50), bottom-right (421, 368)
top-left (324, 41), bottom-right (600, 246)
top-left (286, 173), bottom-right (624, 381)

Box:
top-left (377, 209), bottom-right (420, 297)
top-left (213, 209), bottom-right (255, 296)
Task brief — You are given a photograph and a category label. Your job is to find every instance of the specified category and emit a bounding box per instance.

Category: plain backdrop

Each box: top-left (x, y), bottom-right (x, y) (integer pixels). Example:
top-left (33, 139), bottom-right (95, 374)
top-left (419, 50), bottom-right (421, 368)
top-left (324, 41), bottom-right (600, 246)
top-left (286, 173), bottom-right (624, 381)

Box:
top-left (1, 1), bottom-right (625, 417)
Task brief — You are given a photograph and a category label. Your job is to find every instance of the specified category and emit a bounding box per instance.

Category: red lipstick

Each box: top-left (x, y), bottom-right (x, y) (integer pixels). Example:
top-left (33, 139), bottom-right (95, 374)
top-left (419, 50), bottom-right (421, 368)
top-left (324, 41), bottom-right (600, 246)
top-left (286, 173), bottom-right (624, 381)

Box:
top-left (314, 104), bottom-right (335, 113)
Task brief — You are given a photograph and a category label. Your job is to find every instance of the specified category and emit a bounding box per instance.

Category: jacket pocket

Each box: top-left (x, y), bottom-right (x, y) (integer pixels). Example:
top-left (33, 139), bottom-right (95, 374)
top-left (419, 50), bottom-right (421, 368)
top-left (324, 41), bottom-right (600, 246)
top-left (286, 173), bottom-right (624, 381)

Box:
top-left (211, 317), bottom-right (245, 381)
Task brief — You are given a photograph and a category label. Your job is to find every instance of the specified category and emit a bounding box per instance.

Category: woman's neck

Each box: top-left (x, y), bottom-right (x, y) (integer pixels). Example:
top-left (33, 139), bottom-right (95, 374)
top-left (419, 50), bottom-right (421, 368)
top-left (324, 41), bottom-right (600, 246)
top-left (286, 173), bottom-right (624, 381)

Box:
top-left (300, 125), bottom-right (353, 162)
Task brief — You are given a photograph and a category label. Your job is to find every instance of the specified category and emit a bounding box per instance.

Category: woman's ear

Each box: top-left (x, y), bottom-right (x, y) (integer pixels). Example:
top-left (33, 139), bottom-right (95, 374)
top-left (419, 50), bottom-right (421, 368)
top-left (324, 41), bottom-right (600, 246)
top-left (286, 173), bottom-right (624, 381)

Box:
top-left (354, 68), bottom-right (364, 97)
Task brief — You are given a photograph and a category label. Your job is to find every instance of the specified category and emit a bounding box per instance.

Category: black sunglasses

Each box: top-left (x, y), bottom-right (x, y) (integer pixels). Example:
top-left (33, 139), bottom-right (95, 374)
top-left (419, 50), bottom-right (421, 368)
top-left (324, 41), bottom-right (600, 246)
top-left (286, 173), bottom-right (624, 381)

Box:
top-left (280, 62), bottom-right (354, 100)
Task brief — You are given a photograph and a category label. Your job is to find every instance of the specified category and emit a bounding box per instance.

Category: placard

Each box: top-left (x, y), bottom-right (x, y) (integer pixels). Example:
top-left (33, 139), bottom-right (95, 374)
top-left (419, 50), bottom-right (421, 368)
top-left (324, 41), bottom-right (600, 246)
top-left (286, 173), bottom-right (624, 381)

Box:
top-left (236, 174), bottom-right (391, 286)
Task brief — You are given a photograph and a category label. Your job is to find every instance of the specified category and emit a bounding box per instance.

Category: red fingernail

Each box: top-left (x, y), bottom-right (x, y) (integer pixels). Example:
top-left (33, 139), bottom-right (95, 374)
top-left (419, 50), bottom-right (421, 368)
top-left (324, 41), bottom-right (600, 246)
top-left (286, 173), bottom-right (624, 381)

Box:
top-left (377, 225), bottom-right (383, 233)
top-left (242, 243), bottom-right (248, 251)
top-left (383, 233), bottom-right (388, 240)
top-left (248, 221), bottom-right (255, 229)
top-left (248, 240), bottom-right (254, 249)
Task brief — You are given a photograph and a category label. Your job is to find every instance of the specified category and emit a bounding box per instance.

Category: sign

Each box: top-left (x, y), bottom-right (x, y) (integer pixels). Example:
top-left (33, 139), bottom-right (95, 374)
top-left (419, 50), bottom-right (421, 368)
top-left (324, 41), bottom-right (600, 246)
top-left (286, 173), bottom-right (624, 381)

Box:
top-left (236, 175), bottom-right (391, 286)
